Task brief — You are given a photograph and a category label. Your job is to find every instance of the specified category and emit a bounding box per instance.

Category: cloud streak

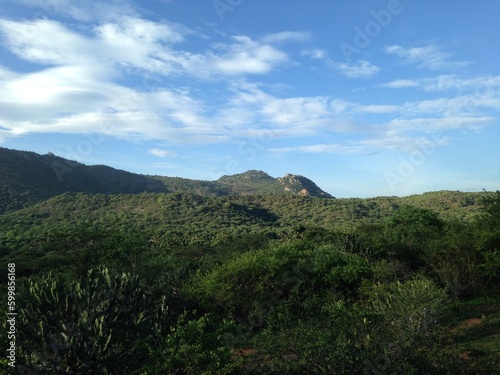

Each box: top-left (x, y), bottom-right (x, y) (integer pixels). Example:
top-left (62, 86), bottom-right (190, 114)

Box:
top-left (384, 44), bottom-right (469, 70)
top-left (302, 48), bottom-right (380, 78)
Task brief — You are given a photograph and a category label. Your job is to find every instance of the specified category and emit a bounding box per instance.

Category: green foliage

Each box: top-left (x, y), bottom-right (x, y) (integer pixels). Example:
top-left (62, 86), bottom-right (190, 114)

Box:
top-left (358, 276), bottom-right (453, 374)
top-left (479, 190), bottom-right (500, 229)
top-left (0, 147), bottom-right (166, 214)
top-left (189, 241), bottom-right (370, 329)
top-left (424, 222), bottom-right (492, 296)
top-left (15, 266), bottom-right (168, 374)
top-left (0, 148), bottom-right (335, 215)
top-left (254, 300), bottom-right (363, 374)
top-left (384, 205), bottom-right (444, 266)
top-left (362, 277), bottom-right (449, 341)
top-left (0, 165), bottom-right (498, 374)
top-left (143, 313), bottom-right (239, 375)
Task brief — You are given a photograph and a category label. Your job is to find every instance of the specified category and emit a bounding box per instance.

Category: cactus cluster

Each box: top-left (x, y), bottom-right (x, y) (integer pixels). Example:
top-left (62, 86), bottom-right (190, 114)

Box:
top-left (15, 266), bottom-right (168, 374)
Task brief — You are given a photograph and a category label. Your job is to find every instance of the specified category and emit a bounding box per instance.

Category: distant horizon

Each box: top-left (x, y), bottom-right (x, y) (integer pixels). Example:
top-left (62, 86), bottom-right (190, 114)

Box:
top-left (1, 145), bottom-right (495, 199)
top-left (0, 1), bottom-right (499, 198)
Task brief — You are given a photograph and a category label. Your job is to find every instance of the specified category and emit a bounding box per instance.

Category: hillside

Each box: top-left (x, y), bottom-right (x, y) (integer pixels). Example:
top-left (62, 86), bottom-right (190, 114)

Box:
top-left (0, 190), bottom-right (487, 263)
top-left (0, 147), bottom-right (332, 213)
top-left (0, 147), bottom-right (165, 213)
top-left (0, 189), bottom-right (498, 373)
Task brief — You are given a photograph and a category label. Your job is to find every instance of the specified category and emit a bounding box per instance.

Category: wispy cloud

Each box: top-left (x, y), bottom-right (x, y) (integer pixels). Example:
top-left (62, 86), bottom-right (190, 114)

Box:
top-left (262, 31), bottom-right (312, 44)
top-left (378, 79), bottom-right (419, 88)
top-left (270, 143), bottom-right (362, 154)
top-left (10, 0), bottom-right (139, 22)
top-left (0, 18), bottom-right (299, 79)
top-left (384, 44), bottom-right (469, 70)
top-left (0, 17), bottom-right (313, 144)
top-left (149, 148), bottom-right (174, 157)
top-left (381, 74), bottom-right (500, 92)
top-left (208, 36), bottom-right (289, 76)
top-left (302, 48), bottom-right (380, 78)
top-left (337, 60), bottom-right (380, 78)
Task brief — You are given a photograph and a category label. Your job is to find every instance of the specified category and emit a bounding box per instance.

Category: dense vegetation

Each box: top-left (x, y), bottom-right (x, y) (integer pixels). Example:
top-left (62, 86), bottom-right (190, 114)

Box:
top-left (0, 147), bottom-right (331, 214)
top-left (0, 148), bottom-right (498, 373)
top-left (0, 188), bottom-right (498, 374)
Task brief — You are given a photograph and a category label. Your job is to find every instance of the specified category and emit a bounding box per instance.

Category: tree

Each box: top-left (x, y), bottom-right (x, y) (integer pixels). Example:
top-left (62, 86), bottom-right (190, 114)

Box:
top-left (384, 206), bottom-right (444, 266)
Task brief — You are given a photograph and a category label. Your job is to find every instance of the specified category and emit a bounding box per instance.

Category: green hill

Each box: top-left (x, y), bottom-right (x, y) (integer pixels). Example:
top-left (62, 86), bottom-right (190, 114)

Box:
top-left (0, 147), bottom-right (333, 213)
top-left (0, 147), bottom-right (165, 213)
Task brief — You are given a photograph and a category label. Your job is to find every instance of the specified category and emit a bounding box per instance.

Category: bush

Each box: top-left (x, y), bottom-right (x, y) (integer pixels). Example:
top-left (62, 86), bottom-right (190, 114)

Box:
top-left (359, 276), bottom-right (451, 373)
top-left (143, 313), bottom-right (239, 375)
top-left (384, 206), bottom-right (444, 267)
top-left (189, 240), bottom-right (371, 328)
top-left (425, 222), bottom-right (493, 296)
top-left (254, 301), bottom-right (362, 374)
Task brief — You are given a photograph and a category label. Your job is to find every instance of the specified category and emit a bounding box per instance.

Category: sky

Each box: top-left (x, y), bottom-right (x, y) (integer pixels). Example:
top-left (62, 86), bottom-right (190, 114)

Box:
top-left (0, 0), bottom-right (499, 198)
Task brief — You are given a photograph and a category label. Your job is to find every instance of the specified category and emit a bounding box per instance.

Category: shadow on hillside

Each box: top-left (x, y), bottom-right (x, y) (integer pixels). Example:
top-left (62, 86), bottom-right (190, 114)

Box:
top-left (230, 203), bottom-right (279, 223)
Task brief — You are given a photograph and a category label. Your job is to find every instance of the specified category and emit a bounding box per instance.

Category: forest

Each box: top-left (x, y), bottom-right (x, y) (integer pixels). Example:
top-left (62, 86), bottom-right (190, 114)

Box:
top-left (1, 188), bottom-right (499, 374)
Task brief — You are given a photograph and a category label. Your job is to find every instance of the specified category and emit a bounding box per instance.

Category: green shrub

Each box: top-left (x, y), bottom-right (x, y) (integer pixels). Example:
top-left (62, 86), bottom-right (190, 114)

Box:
top-left (359, 276), bottom-right (451, 373)
top-left (189, 240), bottom-right (371, 329)
top-left (143, 313), bottom-right (239, 375)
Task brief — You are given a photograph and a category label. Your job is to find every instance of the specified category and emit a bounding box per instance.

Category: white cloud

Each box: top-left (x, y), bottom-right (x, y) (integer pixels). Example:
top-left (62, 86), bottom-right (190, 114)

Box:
top-left (337, 60), bottom-right (380, 78)
top-left (0, 19), bottom-right (93, 65)
top-left (302, 48), bottom-right (379, 78)
top-left (262, 31), bottom-right (311, 44)
top-left (382, 74), bottom-right (500, 93)
top-left (209, 36), bottom-right (288, 76)
top-left (384, 44), bottom-right (469, 70)
top-left (0, 16), bottom-right (313, 144)
top-left (219, 83), bottom-right (357, 136)
top-left (385, 116), bottom-right (493, 134)
top-left (149, 148), bottom-right (174, 157)
top-left (11, 0), bottom-right (138, 22)
top-left (0, 17), bottom-right (185, 75)
top-left (403, 94), bottom-right (500, 117)
top-left (357, 104), bottom-right (399, 114)
top-left (379, 79), bottom-right (419, 88)
top-left (270, 143), bottom-right (362, 154)
top-left (328, 99), bottom-right (398, 115)
top-left (301, 48), bottom-right (327, 60)
top-left (0, 18), bottom-right (294, 79)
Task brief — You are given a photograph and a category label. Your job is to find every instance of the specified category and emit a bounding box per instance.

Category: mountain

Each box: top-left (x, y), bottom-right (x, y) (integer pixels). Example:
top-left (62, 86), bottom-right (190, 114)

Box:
top-left (216, 170), bottom-right (333, 197)
top-left (0, 147), bottom-right (333, 213)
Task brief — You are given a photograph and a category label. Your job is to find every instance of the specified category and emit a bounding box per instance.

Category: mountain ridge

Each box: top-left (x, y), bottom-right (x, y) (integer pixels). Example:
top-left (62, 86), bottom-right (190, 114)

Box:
top-left (0, 147), bottom-right (333, 213)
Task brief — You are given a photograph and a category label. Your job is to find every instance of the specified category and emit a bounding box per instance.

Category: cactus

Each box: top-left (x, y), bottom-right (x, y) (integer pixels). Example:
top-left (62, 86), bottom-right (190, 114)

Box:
top-left (15, 266), bottom-right (168, 374)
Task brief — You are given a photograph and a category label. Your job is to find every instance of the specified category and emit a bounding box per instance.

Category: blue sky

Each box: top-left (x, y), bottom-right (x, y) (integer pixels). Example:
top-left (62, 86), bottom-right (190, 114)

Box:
top-left (0, 0), bottom-right (499, 197)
